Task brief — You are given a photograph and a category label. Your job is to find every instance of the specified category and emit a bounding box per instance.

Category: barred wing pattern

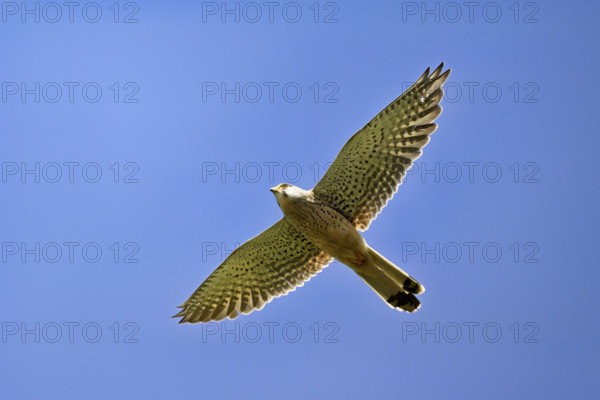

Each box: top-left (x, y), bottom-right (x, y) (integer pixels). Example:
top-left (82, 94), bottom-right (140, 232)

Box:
top-left (174, 219), bottom-right (332, 323)
top-left (313, 63), bottom-right (451, 230)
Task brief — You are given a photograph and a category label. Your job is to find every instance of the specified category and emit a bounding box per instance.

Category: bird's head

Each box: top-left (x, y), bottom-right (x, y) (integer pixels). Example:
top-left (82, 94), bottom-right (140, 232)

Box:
top-left (270, 183), bottom-right (292, 198)
top-left (270, 183), bottom-right (307, 206)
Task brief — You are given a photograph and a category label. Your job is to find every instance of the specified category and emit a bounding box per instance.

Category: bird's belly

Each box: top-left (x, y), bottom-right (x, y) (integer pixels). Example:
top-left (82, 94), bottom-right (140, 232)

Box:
top-left (281, 200), bottom-right (366, 260)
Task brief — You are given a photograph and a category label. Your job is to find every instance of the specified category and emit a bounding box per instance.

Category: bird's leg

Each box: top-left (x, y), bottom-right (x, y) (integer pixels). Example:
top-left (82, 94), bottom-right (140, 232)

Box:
top-left (349, 251), bottom-right (366, 265)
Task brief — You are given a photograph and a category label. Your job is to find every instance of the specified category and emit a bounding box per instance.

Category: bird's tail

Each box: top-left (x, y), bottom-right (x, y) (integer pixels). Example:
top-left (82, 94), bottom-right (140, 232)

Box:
top-left (355, 247), bottom-right (425, 313)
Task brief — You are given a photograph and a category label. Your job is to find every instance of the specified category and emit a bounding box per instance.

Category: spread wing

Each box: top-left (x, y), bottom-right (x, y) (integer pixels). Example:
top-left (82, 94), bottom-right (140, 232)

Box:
top-left (173, 218), bottom-right (332, 323)
top-left (313, 63), bottom-right (450, 230)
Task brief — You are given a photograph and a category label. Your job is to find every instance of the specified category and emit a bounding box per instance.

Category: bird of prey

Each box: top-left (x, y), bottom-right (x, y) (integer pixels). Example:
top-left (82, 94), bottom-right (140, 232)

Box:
top-left (174, 63), bottom-right (451, 323)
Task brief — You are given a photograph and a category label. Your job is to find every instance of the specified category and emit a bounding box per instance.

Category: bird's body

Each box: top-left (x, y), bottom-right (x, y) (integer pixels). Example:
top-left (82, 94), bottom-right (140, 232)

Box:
top-left (174, 63), bottom-right (451, 323)
top-left (273, 183), bottom-right (423, 312)
top-left (272, 185), bottom-right (367, 268)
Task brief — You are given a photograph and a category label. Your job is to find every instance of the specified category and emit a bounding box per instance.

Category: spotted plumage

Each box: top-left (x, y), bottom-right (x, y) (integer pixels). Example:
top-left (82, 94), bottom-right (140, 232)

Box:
top-left (175, 63), bottom-right (450, 323)
top-left (314, 63), bottom-right (450, 230)
top-left (174, 219), bottom-right (331, 323)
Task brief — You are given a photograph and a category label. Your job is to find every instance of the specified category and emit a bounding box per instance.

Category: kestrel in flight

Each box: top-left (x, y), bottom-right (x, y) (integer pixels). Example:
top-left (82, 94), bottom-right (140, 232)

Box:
top-left (174, 63), bottom-right (451, 323)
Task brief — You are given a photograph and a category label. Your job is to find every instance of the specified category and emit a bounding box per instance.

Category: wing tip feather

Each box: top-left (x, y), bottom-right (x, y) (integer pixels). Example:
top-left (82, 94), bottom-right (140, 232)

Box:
top-left (430, 62), bottom-right (444, 79)
top-left (434, 68), bottom-right (451, 86)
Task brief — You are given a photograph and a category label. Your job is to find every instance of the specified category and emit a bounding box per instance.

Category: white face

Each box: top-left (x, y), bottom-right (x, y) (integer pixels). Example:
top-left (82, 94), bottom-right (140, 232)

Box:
top-left (270, 183), bottom-right (305, 204)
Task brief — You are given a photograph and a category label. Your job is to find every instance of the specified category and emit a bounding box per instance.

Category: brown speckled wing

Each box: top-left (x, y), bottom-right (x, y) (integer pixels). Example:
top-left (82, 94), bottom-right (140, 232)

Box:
top-left (173, 218), bottom-right (332, 323)
top-left (313, 63), bottom-right (450, 231)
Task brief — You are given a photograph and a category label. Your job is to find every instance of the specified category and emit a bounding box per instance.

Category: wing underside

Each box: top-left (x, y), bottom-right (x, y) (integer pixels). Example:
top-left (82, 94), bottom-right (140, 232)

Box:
top-left (174, 218), bottom-right (332, 323)
top-left (313, 63), bottom-right (451, 230)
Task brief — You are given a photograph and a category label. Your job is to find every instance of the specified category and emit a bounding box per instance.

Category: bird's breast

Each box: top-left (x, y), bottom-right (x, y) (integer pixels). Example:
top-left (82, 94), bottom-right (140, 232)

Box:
top-left (279, 197), bottom-right (365, 257)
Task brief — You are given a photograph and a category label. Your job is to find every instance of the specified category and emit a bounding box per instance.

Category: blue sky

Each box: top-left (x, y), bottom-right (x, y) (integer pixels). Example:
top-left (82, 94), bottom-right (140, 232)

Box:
top-left (1, 1), bottom-right (599, 398)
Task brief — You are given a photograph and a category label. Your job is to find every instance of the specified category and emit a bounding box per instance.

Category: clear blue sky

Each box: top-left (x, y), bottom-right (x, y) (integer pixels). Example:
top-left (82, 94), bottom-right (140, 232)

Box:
top-left (1, 1), bottom-right (598, 398)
